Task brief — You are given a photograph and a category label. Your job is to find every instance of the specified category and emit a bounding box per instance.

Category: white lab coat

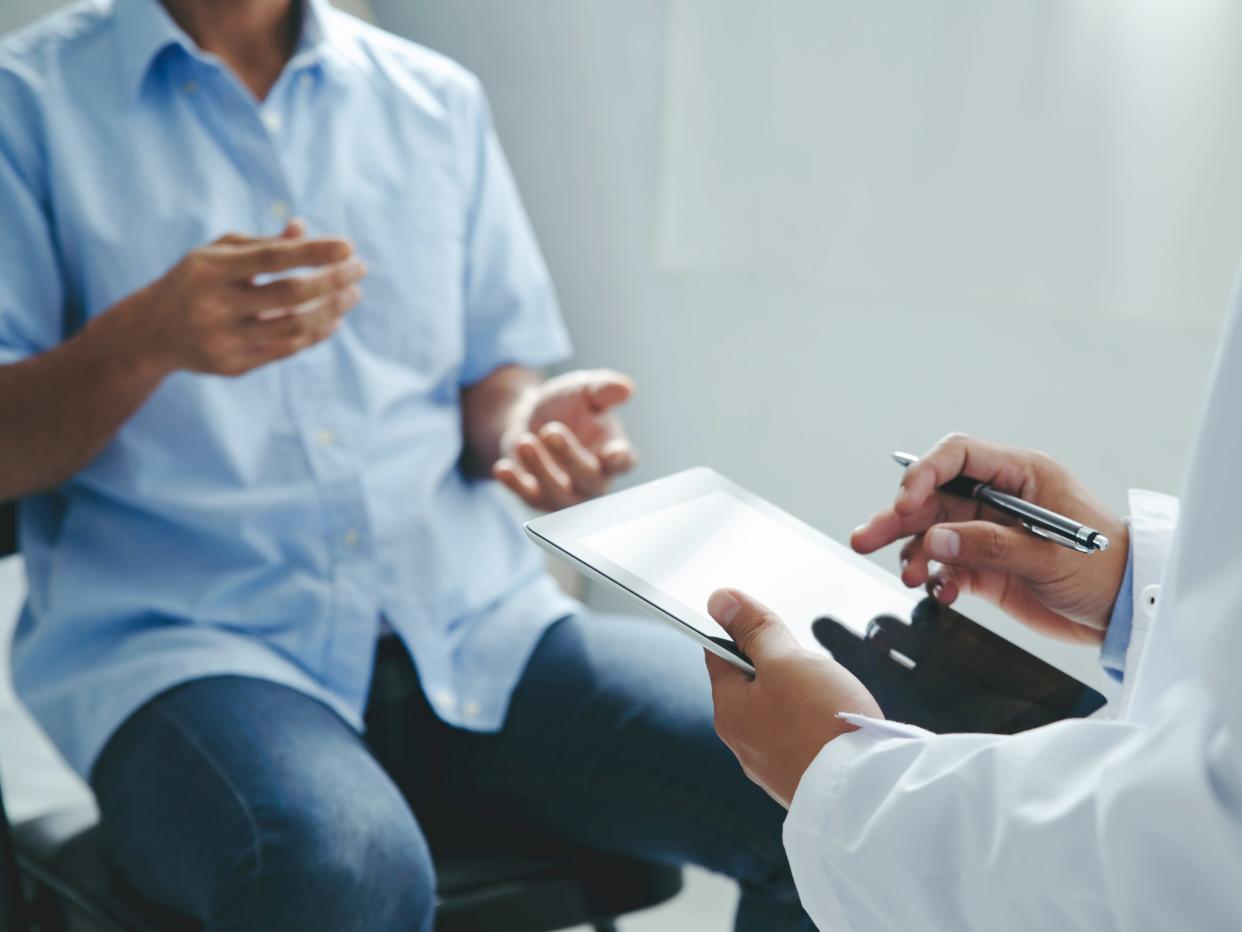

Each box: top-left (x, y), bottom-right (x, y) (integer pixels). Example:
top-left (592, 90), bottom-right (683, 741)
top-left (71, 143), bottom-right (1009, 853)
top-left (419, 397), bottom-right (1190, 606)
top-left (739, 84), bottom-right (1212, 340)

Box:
top-left (783, 293), bottom-right (1242, 930)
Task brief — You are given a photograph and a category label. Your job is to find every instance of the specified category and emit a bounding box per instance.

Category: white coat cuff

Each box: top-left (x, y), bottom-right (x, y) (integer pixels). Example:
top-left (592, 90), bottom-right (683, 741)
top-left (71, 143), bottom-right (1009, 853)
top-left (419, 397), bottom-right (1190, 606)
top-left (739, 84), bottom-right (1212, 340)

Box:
top-left (787, 714), bottom-right (930, 811)
top-left (783, 716), bottom-right (930, 932)
top-left (1114, 489), bottom-right (1178, 716)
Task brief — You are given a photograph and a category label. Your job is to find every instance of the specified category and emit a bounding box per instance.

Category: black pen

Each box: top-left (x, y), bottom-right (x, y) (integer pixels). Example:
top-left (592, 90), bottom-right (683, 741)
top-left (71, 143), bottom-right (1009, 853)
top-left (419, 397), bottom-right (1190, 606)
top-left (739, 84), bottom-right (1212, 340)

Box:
top-left (892, 451), bottom-right (1110, 554)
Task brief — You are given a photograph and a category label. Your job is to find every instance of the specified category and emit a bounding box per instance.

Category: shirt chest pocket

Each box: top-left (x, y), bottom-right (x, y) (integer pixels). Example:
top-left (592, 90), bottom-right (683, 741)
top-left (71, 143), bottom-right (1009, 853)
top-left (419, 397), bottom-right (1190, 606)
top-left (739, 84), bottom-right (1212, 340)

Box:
top-left (344, 195), bottom-right (468, 388)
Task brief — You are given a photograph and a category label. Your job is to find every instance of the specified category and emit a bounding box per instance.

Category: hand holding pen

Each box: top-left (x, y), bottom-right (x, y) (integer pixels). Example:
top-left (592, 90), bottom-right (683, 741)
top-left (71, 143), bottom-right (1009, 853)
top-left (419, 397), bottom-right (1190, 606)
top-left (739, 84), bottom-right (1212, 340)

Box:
top-left (850, 434), bottom-right (1130, 646)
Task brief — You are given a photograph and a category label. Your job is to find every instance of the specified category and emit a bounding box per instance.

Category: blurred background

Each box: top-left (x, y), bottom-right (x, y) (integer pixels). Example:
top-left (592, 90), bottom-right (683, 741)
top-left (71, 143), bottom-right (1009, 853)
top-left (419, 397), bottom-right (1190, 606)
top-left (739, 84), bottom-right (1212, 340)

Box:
top-left (2, 1), bottom-right (1240, 928)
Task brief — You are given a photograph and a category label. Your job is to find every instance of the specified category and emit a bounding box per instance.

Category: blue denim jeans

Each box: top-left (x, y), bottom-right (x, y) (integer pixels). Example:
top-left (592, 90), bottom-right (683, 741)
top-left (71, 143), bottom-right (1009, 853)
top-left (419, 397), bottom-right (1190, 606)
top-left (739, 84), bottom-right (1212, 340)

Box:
top-left (91, 614), bottom-right (814, 931)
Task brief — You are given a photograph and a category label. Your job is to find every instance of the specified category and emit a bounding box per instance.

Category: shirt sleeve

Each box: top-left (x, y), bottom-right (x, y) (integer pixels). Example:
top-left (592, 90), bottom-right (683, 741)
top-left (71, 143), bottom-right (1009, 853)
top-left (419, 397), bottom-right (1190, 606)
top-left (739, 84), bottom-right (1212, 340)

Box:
top-left (0, 67), bottom-right (65, 367)
top-left (784, 686), bottom-right (1242, 932)
top-left (456, 79), bottom-right (572, 386)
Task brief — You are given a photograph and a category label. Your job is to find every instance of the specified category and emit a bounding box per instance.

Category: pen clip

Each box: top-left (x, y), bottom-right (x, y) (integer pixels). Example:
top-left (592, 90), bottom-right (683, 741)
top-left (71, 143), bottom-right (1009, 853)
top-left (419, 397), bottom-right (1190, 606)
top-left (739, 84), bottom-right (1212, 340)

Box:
top-left (1022, 521), bottom-right (1092, 553)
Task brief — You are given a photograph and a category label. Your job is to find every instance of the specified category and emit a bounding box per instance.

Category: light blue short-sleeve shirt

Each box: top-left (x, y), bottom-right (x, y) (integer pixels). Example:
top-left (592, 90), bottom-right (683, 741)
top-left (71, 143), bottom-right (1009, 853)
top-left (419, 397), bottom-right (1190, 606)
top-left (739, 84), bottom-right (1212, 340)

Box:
top-left (0, 0), bottom-right (579, 776)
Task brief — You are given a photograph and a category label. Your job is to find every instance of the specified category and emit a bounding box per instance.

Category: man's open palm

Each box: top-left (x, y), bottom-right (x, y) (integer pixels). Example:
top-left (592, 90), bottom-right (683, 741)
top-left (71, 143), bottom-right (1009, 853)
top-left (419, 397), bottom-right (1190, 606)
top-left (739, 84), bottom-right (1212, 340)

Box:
top-left (494, 369), bottom-right (637, 511)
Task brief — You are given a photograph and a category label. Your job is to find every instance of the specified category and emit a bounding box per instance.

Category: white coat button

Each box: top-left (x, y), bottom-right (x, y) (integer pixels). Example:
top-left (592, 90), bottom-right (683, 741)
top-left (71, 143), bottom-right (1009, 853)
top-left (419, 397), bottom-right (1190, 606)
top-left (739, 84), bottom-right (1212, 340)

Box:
top-left (270, 200), bottom-right (291, 221)
top-left (1140, 584), bottom-right (1161, 619)
top-left (262, 111), bottom-right (282, 133)
top-left (462, 700), bottom-right (482, 719)
top-left (434, 690), bottom-right (456, 711)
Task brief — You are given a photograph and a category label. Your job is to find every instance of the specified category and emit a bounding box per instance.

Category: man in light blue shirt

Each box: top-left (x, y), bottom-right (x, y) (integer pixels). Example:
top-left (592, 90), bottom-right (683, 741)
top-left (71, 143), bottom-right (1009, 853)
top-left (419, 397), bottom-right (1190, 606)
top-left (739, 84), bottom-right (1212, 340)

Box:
top-left (0, 1), bottom-right (812, 929)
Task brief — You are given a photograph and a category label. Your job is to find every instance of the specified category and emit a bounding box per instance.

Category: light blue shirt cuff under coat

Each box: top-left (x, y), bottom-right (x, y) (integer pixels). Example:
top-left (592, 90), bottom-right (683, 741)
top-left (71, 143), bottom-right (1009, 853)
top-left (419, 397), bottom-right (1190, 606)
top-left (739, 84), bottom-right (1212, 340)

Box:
top-left (1099, 547), bottom-right (1135, 683)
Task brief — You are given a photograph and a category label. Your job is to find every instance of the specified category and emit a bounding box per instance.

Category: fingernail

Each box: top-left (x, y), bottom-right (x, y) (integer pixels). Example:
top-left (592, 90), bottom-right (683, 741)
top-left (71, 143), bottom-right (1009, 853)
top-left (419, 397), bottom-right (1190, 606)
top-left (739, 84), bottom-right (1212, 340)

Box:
top-left (926, 528), bottom-right (961, 560)
top-left (708, 590), bottom-right (741, 626)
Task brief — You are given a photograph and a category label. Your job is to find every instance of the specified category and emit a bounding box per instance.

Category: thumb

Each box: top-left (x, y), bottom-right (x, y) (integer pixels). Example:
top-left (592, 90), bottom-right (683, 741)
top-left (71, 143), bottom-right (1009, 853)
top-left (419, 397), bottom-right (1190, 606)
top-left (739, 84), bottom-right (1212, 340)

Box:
top-left (585, 370), bottom-right (634, 412)
top-left (924, 521), bottom-right (1056, 579)
top-left (707, 589), bottom-right (798, 664)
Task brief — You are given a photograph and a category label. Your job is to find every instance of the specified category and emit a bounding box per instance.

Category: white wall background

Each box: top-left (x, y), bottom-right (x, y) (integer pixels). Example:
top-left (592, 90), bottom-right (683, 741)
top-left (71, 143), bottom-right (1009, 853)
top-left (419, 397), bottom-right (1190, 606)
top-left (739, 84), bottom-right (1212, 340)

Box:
top-left (658, 0), bottom-right (1242, 332)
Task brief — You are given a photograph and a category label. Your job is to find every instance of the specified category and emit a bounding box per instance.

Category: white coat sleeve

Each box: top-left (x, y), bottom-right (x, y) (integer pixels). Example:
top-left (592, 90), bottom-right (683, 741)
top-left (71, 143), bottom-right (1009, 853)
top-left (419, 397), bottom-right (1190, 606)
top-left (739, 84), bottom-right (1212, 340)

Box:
top-left (781, 492), bottom-right (1242, 932)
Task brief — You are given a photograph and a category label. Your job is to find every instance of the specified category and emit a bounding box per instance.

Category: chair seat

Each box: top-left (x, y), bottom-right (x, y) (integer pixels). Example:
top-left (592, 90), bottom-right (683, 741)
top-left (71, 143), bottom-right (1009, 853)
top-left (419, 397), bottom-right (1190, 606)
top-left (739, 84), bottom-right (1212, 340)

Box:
top-left (13, 805), bottom-right (683, 932)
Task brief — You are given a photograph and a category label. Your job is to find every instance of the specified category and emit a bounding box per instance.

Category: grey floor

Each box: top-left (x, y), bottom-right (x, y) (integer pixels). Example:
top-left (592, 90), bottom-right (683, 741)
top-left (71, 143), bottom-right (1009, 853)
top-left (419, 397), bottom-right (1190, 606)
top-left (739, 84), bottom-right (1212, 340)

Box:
top-left (599, 868), bottom-right (736, 931)
top-left (0, 557), bottom-right (736, 930)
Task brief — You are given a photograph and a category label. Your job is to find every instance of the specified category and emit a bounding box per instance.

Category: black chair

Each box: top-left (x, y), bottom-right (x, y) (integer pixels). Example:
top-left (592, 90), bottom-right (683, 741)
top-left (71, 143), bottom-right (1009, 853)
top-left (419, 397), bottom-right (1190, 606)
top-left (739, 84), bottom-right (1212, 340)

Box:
top-left (0, 500), bottom-right (682, 932)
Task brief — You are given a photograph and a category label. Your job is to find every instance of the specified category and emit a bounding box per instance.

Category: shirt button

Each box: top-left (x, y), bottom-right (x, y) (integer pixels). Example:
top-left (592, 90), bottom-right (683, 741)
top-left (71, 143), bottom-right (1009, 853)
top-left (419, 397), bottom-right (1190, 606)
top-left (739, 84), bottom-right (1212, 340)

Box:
top-left (462, 700), bottom-right (482, 720)
top-left (434, 690), bottom-right (456, 712)
top-left (314, 428), bottom-right (337, 447)
top-left (299, 73), bottom-right (314, 92)
top-left (343, 528), bottom-right (360, 549)
top-left (1140, 584), bottom-right (1161, 619)
top-left (270, 200), bottom-right (291, 221)
top-left (262, 111), bottom-right (282, 133)
top-left (182, 80), bottom-right (199, 95)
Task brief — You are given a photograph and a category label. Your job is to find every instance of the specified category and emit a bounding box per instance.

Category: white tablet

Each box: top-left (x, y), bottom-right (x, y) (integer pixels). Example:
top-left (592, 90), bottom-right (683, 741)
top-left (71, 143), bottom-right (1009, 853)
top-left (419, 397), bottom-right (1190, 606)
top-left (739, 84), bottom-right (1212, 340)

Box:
top-left (524, 467), bottom-right (918, 675)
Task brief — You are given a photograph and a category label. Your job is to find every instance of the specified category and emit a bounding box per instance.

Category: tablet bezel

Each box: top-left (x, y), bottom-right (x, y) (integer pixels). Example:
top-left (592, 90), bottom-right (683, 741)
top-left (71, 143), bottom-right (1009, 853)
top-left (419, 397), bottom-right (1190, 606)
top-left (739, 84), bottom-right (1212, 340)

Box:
top-left (524, 466), bottom-right (917, 676)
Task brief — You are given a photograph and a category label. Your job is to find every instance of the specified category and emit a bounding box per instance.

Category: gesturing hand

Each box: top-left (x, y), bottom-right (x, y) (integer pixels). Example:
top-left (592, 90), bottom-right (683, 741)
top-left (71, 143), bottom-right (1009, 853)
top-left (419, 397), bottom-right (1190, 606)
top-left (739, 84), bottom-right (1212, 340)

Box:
top-left (493, 369), bottom-right (637, 511)
top-left (704, 588), bottom-right (882, 809)
top-left (850, 433), bottom-right (1129, 644)
top-left (138, 220), bottom-right (366, 378)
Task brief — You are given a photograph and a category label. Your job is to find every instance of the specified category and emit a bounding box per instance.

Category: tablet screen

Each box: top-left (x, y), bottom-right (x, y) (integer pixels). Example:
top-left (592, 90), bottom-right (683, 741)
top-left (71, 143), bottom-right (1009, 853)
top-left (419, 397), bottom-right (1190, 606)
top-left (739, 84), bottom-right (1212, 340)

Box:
top-left (580, 489), bottom-right (917, 652)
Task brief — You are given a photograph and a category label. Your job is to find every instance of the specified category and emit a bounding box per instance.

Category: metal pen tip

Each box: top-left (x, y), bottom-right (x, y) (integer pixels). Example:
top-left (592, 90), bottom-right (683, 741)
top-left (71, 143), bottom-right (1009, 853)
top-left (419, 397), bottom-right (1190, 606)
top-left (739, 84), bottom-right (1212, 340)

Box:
top-left (1093, 534), bottom-right (1110, 552)
top-left (892, 451), bottom-right (918, 467)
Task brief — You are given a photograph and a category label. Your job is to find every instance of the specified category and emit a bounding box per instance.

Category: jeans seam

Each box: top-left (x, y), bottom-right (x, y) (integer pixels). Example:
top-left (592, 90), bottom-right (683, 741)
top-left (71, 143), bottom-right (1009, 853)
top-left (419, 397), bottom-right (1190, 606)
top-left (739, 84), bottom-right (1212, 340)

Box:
top-left (151, 703), bottom-right (265, 928)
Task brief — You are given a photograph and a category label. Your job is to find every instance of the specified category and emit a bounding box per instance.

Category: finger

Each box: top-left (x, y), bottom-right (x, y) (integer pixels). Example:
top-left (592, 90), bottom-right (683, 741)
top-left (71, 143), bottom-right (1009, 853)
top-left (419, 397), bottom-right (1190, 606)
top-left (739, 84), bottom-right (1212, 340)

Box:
top-left (584, 369), bottom-right (635, 412)
top-left (516, 434), bottom-right (577, 508)
top-left (249, 315), bottom-right (343, 365)
top-left (850, 495), bottom-right (976, 554)
top-left (493, 459), bottom-right (542, 506)
top-left (252, 285), bottom-right (362, 337)
top-left (242, 259), bottom-right (367, 317)
top-left (706, 589), bottom-right (799, 665)
top-left (896, 433), bottom-right (1038, 518)
top-left (214, 232), bottom-right (259, 246)
top-left (926, 563), bottom-right (1102, 644)
top-left (538, 422), bottom-right (609, 496)
top-left (599, 436), bottom-right (637, 476)
top-left (703, 649), bottom-right (749, 740)
top-left (703, 649), bottom-right (748, 692)
top-left (245, 285), bottom-right (361, 358)
top-left (214, 220), bottom-right (306, 247)
top-left (221, 237), bottom-right (356, 280)
top-left (926, 565), bottom-right (964, 605)
top-left (899, 534), bottom-right (932, 588)
top-left (923, 521), bottom-right (1057, 580)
